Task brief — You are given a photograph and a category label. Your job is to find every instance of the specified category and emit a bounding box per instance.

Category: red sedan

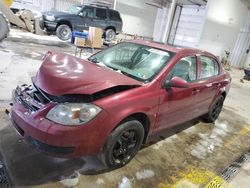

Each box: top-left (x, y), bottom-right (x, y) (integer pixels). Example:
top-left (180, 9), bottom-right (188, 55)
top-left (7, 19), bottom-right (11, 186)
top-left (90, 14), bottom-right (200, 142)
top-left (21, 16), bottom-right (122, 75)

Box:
top-left (10, 40), bottom-right (231, 167)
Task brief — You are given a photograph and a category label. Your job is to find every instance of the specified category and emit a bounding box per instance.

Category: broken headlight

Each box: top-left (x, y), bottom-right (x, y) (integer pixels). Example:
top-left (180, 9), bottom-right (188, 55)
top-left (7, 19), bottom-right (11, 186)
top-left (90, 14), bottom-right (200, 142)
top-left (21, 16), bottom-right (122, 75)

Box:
top-left (46, 103), bottom-right (101, 126)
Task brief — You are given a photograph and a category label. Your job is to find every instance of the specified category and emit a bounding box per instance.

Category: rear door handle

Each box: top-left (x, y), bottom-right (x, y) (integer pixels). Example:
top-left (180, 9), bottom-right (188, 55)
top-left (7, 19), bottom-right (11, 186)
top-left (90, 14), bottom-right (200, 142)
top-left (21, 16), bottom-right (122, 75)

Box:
top-left (213, 82), bottom-right (221, 88)
top-left (192, 89), bottom-right (200, 95)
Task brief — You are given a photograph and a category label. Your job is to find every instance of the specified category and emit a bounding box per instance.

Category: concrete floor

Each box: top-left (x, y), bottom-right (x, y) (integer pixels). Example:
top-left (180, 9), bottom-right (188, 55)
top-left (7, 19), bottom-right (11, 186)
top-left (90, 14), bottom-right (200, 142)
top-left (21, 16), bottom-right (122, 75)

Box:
top-left (1, 31), bottom-right (250, 188)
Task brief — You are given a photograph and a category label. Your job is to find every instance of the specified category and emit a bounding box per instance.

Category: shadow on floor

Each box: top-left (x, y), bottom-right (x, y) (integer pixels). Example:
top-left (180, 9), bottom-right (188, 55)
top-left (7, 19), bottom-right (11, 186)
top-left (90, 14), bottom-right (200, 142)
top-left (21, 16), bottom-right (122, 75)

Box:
top-left (0, 112), bottom-right (220, 187)
top-left (1, 122), bottom-right (204, 187)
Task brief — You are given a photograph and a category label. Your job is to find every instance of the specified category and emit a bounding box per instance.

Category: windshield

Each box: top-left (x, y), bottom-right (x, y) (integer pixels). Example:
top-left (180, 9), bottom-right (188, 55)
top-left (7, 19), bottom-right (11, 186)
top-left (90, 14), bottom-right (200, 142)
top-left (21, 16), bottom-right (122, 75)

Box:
top-left (88, 42), bottom-right (175, 82)
top-left (64, 5), bottom-right (82, 14)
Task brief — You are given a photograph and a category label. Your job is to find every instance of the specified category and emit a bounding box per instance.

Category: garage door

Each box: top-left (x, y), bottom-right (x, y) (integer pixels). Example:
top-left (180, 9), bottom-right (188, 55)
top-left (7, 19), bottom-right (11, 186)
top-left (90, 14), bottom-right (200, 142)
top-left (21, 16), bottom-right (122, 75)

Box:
top-left (230, 12), bottom-right (250, 68)
top-left (169, 5), bottom-right (206, 48)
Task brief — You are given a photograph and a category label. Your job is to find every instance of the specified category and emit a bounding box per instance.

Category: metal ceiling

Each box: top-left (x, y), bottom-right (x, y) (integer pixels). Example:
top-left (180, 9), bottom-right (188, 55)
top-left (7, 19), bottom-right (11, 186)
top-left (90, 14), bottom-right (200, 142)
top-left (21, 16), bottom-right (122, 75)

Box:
top-left (84, 0), bottom-right (208, 9)
top-left (178, 0), bottom-right (207, 6)
top-left (84, 0), bottom-right (114, 7)
top-left (145, 0), bottom-right (207, 8)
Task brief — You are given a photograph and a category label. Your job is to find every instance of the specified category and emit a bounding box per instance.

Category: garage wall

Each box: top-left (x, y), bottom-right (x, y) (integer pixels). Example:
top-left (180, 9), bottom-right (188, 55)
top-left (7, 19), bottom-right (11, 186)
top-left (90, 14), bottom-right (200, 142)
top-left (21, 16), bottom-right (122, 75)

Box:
top-left (116, 0), bottom-right (158, 37)
top-left (12, 0), bottom-right (81, 11)
top-left (230, 12), bottom-right (250, 68)
top-left (198, 0), bottom-right (248, 57)
top-left (153, 7), bottom-right (169, 42)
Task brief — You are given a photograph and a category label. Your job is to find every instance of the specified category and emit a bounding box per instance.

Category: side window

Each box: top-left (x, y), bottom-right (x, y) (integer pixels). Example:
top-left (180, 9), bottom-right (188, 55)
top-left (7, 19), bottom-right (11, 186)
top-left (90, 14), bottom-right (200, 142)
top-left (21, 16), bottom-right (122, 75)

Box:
top-left (80, 7), bottom-right (94, 18)
top-left (167, 56), bottom-right (197, 82)
top-left (109, 11), bottom-right (121, 21)
top-left (96, 8), bottom-right (107, 19)
top-left (200, 56), bottom-right (220, 79)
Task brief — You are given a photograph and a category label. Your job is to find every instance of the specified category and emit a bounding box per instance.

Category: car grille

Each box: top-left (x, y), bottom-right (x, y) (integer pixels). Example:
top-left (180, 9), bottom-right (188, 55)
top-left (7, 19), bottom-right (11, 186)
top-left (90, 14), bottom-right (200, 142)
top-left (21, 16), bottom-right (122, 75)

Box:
top-left (14, 85), bottom-right (49, 112)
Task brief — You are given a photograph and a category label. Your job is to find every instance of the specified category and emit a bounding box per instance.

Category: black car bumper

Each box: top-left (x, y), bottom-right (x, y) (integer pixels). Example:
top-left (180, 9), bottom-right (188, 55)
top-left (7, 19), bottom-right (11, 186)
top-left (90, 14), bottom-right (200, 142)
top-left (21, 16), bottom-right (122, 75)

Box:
top-left (28, 137), bottom-right (75, 156)
top-left (43, 20), bottom-right (57, 31)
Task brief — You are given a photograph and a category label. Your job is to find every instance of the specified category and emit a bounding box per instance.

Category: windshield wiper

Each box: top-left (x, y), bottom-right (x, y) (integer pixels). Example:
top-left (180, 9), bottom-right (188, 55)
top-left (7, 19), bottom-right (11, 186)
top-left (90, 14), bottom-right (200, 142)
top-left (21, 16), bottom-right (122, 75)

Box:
top-left (87, 56), bottom-right (99, 64)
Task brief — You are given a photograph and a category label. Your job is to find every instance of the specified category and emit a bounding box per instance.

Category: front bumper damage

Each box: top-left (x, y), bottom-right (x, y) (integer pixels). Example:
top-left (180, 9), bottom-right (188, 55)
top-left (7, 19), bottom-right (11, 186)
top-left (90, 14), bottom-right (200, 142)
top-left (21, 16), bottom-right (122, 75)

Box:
top-left (8, 84), bottom-right (108, 157)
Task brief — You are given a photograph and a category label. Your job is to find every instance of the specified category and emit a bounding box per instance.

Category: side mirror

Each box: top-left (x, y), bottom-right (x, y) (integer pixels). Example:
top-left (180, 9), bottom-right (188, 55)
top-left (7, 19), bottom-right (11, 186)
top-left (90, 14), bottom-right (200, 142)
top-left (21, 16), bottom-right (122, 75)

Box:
top-left (164, 76), bottom-right (189, 89)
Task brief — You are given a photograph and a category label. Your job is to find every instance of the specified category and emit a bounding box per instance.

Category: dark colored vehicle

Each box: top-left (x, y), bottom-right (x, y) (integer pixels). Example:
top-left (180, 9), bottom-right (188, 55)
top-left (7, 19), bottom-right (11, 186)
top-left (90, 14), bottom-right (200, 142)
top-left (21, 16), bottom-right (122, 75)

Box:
top-left (9, 40), bottom-right (231, 167)
top-left (42, 4), bottom-right (123, 41)
top-left (244, 67), bottom-right (250, 80)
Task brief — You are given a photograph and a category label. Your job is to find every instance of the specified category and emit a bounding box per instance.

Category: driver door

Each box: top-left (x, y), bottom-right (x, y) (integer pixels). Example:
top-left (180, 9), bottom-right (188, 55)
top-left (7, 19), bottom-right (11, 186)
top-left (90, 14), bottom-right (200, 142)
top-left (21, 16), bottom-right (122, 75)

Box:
top-left (155, 56), bottom-right (201, 131)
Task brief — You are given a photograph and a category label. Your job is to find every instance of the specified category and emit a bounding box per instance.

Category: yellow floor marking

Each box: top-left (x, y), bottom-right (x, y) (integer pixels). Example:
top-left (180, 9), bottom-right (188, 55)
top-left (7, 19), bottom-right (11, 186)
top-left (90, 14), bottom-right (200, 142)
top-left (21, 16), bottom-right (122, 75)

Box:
top-left (224, 124), bottom-right (250, 148)
top-left (204, 176), bottom-right (234, 188)
top-left (158, 124), bottom-right (250, 188)
top-left (158, 166), bottom-right (234, 188)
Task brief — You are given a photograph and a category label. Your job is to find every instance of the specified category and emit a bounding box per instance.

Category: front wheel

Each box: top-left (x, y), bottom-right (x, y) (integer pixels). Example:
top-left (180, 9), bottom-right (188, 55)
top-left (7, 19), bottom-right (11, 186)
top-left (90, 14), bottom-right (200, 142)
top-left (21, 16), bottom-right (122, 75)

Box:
top-left (203, 95), bottom-right (224, 123)
top-left (56, 24), bottom-right (72, 41)
top-left (101, 120), bottom-right (144, 168)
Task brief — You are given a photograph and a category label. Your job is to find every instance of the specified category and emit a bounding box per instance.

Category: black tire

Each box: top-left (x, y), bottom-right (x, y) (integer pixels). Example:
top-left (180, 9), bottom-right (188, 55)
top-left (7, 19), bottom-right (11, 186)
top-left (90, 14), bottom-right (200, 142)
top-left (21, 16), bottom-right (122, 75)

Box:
top-left (203, 95), bottom-right (225, 123)
top-left (56, 24), bottom-right (72, 41)
top-left (0, 12), bottom-right (10, 41)
top-left (105, 28), bottom-right (116, 41)
top-left (101, 120), bottom-right (144, 168)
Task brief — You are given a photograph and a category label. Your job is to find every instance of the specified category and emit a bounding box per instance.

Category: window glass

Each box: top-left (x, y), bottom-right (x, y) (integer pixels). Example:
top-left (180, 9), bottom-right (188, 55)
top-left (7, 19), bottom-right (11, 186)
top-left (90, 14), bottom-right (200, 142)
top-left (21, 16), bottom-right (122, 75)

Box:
top-left (167, 56), bottom-right (197, 82)
top-left (96, 8), bottom-right (107, 19)
top-left (200, 56), bottom-right (219, 79)
top-left (80, 7), bottom-right (94, 18)
top-left (88, 43), bottom-right (175, 81)
top-left (64, 5), bottom-right (82, 14)
top-left (109, 11), bottom-right (121, 21)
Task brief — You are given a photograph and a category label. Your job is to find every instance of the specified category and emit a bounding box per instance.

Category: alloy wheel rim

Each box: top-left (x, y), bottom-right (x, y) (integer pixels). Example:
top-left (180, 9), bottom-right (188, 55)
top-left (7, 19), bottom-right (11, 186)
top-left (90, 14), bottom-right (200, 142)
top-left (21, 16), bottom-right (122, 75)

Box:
top-left (60, 27), bottom-right (71, 40)
top-left (212, 99), bottom-right (223, 119)
top-left (112, 130), bottom-right (138, 165)
top-left (106, 30), bottom-right (115, 40)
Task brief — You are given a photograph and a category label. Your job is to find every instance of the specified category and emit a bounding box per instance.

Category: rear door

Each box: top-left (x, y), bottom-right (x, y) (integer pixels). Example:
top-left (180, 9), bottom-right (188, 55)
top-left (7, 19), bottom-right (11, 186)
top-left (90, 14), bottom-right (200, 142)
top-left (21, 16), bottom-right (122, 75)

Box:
top-left (92, 8), bottom-right (108, 30)
top-left (195, 55), bottom-right (223, 113)
top-left (109, 10), bottom-right (123, 32)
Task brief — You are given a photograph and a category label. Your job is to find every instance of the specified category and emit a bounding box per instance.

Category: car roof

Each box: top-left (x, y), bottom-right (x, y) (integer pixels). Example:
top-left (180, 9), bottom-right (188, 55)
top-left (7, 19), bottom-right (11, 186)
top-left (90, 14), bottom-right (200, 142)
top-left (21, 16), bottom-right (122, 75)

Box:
top-left (130, 40), bottom-right (218, 59)
top-left (81, 4), bottom-right (117, 11)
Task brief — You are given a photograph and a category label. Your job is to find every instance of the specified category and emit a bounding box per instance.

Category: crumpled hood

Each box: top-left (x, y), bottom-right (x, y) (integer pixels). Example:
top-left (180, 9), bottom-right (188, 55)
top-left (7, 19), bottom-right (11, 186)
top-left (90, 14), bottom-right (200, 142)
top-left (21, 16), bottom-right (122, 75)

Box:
top-left (34, 52), bottom-right (142, 96)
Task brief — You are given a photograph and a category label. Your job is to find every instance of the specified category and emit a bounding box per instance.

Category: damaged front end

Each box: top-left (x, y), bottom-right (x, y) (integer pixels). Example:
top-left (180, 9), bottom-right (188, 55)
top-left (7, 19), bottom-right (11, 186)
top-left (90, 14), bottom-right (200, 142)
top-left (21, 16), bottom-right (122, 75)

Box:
top-left (13, 84), bottom-right (92, 112)
top-left (12, 84), bottom-right (88, 112)
top-left (12, 83), bottom-right (139, 113)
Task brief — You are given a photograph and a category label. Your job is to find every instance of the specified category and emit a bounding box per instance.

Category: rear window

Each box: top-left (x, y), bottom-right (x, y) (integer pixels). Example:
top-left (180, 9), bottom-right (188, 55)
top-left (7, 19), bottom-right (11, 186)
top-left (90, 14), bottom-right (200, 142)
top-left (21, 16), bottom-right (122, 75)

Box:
top-left (200, 56), bottom-right (220, 79)
top-left (96, 8), bottom-right (107, 19)
top-left (109, 11), bottom-right (121, 21)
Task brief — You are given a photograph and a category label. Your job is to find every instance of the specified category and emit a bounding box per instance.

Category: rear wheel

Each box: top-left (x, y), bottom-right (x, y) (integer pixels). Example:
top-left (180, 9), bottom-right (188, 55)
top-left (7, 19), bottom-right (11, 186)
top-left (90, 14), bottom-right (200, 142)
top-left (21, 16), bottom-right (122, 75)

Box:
top-left (101, 120), bottom-right (144, 168)
top-left (105, 29), bottom-right (116, 41)
top-left (203, 95), bottom-right (224, 123)
top-left (0, 12), bottom-right (9, 41)
top-left (56, 24), bottom-right (72, 41)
